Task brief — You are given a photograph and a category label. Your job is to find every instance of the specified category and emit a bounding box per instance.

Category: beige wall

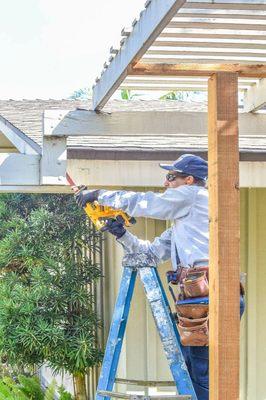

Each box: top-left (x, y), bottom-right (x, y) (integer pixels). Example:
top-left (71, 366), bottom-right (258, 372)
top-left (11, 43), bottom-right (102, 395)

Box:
top-left (104, 188), bottom-right (266, 399)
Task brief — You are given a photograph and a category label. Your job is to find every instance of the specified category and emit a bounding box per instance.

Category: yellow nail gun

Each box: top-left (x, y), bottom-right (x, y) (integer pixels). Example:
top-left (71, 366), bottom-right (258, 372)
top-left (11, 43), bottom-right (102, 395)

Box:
top-left (66, 173), bottom-right (136, 231)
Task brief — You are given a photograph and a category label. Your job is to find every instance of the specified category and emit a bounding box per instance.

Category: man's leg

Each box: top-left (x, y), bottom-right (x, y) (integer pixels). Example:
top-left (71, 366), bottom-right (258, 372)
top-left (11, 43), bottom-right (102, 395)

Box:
top-left (181, 297), bottom-right (245, 400)
top-left (188, 346), bottom-right (209, 400)
top-left (180, 344), bottom-right (208, 400)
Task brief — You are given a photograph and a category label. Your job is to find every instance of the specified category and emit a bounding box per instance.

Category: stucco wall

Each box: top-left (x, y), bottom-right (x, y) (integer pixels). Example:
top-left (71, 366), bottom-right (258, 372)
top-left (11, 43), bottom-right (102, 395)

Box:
top-left (103, 188), bottom-right (266, 399)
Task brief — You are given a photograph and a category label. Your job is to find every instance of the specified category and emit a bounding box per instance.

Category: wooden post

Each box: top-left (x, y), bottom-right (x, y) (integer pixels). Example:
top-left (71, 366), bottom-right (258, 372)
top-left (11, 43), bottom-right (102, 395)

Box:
top-left (208, 72), bottom-right (240, 400)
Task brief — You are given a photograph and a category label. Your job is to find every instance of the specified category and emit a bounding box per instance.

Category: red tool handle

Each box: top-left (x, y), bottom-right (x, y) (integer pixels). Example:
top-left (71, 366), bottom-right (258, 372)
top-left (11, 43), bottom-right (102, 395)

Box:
top-left (66, 172), bottom-right (76, 187)
top-left (66, 172), bottom-right (83, 194)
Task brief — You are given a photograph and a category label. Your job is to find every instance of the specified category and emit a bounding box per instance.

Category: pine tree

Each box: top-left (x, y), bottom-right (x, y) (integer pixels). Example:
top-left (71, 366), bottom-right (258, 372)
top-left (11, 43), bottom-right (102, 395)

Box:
top-left (0, 194), bottom-right (103, 399)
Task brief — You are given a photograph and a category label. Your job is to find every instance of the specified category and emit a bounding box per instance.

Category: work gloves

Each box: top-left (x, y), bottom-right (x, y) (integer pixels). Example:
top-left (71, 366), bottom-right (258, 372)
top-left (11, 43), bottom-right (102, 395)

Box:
top-left (102, 217), bottom-right (126, 239)
top-left (75, 187), bottom-right (101, 208)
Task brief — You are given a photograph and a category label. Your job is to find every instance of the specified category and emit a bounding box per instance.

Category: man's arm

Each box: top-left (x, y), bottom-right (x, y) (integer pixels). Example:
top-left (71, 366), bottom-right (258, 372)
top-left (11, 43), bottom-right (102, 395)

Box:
top-left (116, 227), bottom-right (172, 265)
top-left (97, 186), bottom-right (195, 220)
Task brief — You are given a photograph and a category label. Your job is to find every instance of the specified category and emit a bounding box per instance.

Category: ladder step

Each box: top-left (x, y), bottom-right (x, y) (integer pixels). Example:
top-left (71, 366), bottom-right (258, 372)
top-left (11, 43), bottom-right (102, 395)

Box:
top-left (115, 378), bottom-right (176, 387)
top-left (97, 390), bottom-right (191, 399)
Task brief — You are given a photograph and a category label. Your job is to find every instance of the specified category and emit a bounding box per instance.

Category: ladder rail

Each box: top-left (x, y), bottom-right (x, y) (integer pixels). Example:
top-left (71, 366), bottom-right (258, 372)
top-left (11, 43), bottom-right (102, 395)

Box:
top-left (96, 265), bottom-right (198, 400)
top-left (96, 267), bottom-right (137, 400)
top-left (138, 268), bottom-right (197, 399)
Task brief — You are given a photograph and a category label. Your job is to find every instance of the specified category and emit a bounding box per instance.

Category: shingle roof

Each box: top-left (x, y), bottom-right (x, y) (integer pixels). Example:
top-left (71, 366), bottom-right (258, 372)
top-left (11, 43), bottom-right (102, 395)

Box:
top-left (0, 98), bottom-right (207, 147)
top-left (0, 99), bottom-right (266, 158)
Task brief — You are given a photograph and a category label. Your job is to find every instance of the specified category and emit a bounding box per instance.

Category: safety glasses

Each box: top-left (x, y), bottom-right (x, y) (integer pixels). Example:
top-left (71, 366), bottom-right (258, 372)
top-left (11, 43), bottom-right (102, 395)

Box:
top-left (166, 173), bottom-right (181, 182)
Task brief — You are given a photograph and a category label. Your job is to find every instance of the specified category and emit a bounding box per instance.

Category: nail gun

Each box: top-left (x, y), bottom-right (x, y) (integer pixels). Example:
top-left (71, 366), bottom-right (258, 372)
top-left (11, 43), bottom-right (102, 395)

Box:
top-left (66, 173), bottom-right (136, 231)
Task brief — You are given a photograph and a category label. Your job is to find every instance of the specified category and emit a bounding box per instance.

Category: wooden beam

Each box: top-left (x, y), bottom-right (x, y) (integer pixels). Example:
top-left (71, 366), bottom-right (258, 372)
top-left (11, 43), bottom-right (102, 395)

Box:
top-left (41, 137), bottom-right (67, 185)
top-left (130, 63), bottom-right (266, 77)
top-left (41, 112), bottom-right (67, 185)
top-left (92, 0), bottom-right (186, 110)
top-left (120, 84), bottom-right (249, 91)
top-left (44, 109), bottom-right (266, 137)
top-left (243, 78), bottom-right (266, 112)
top-left (0, 153), bottom-right (40, 185)
top-left (208, 72), bottom-right (240, 400)
top-left (44, 109), bottom-right (208, 137)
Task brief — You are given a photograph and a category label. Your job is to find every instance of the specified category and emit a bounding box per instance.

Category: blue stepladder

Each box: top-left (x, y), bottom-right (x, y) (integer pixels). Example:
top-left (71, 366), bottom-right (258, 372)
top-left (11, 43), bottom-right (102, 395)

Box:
top-left (96, 253), bottom-right (198, 400)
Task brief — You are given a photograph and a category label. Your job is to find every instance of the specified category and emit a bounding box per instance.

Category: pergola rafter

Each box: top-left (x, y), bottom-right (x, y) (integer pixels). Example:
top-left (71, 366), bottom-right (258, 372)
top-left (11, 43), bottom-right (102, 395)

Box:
top-left (92, 0), bottom-right (266, 111)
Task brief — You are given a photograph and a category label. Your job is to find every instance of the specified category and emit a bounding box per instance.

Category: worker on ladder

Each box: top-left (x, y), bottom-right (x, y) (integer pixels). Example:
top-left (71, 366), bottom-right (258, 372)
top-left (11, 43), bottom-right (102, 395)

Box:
top-left (76, 154), bottom-right (210, 400)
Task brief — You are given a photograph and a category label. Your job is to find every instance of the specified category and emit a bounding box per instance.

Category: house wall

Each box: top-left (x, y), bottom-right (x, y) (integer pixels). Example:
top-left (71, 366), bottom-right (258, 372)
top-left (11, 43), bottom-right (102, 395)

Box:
top-left (103, 188), bottom-right (266, 400)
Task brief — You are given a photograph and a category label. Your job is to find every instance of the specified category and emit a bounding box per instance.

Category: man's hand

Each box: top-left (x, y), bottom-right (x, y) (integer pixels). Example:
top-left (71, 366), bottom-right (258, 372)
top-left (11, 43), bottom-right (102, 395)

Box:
top-left (75, 188), bottom-right (100, 208)
top-left (102, 217), bottom-right (126, 239)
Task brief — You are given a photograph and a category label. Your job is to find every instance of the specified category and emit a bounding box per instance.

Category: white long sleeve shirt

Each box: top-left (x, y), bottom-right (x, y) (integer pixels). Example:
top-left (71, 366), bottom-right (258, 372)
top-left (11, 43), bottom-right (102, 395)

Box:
top-left (98, 185), bottom-right (209, 269)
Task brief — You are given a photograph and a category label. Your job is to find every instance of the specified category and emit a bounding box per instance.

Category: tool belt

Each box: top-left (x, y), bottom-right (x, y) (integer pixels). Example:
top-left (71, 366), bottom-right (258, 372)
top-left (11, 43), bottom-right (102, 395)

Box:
top-left (167, 264), bottom-right (245, 347)
top-left (176, 264), bottom-right (209, 346)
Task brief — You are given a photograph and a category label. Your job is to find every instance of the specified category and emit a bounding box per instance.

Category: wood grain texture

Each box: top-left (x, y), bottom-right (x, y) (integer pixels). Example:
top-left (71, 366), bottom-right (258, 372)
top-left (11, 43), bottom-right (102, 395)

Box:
top-left (208, 72), bottom-right (240, 400)
top-left (130, 63), bottom-right (266, 77)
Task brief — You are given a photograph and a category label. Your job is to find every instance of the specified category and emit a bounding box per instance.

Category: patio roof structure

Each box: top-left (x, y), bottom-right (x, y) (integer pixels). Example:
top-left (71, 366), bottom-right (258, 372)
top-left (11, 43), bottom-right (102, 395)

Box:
top-left (90, 2), bottom-right (266, 400)
top-left (92, 0), bottom-right (266, 112)
top-left (0, 2), bottom-right (265, 399)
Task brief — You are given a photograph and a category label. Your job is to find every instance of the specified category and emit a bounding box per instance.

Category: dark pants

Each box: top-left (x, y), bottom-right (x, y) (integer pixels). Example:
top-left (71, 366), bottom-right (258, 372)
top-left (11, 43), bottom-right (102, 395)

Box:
top-left (180, 297), bottom-right (245, 400)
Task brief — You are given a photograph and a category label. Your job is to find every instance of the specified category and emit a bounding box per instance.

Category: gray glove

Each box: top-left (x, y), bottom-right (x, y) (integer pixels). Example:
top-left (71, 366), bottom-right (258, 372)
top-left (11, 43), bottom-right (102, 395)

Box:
top-left (75, 187), bottom-right (100, 208)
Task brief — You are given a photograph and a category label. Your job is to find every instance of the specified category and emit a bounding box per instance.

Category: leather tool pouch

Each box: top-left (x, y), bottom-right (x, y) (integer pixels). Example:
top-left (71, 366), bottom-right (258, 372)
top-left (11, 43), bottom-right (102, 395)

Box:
top-left (175, 265), bottom-right (209, 347)
top-left (183, 271), bottom-right (209, 298)
top-left (177, 317), bottom-right (209, 347)
top-left (175, 303), bottom-right (209, 319)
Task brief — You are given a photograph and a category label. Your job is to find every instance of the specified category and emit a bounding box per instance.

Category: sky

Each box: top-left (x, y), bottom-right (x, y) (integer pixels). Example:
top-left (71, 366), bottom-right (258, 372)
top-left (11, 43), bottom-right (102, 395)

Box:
top-left (0, 0), bottom-right (146, 99)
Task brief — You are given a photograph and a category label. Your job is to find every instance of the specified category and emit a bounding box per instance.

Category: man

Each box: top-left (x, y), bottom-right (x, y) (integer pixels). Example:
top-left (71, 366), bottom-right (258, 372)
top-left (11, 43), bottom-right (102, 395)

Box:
top-left (76, 154), bottom-right (209, 399)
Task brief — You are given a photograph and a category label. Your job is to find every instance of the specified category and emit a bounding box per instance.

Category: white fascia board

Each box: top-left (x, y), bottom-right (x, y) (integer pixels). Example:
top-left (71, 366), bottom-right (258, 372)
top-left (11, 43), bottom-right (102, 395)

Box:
top-left (0, 115), bottom-right (41, 155)
top-left (44, 109), bottom-right (266, 137)
top-left (92, 0), bottom-right (186, 110)
top-left (243, 79), bottom-right (266, 113)
top-left (0, 153), bottom-right (40, 185)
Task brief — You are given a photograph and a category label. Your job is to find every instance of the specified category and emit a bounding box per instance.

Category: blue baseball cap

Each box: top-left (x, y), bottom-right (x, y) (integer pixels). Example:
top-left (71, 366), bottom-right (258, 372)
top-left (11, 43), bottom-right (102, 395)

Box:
top-left (160, 154), bottom-right (208, 180)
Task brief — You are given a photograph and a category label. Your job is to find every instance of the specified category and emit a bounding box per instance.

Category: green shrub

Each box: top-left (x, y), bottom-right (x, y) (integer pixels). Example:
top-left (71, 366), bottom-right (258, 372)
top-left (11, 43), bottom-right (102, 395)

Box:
top-left (0, 194), bottom-right (103, 399)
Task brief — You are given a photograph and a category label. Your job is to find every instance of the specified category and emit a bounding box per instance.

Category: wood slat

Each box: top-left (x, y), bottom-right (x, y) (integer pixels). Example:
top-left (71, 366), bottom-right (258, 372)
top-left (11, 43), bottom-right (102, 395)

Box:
top-left (167, 21), bottom-right (266, 31)
top-left (153, 39), bottom-right (266, 50)
top-left (172, 16), bottom-right (266, 23)
top-left (177, 10), bottom-right (266, 17)
top-left (147, 49), bottom-right (266, 58)
top-left (160, 30), bottom-right (266, 40)
top-left (142, 57), bottom-right (266, 64)
top-left (208, 71), bottom-right (240, 400)
top-left (175, 13), bottom-right (266, 20)
top-left (124, 77), bottom-right (258, 83)
top-left (183, 2), bottom-right (266, 11)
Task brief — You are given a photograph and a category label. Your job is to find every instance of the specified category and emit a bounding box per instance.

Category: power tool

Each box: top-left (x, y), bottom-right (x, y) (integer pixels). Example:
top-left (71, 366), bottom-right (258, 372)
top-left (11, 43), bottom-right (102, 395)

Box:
top-left (66, 173), bottom-right (136, 231)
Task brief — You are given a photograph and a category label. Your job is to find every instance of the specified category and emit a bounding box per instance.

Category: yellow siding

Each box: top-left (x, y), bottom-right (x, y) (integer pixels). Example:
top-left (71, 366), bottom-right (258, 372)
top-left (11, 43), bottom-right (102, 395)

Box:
top-left (104, 188), bottom-right (266, 399)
